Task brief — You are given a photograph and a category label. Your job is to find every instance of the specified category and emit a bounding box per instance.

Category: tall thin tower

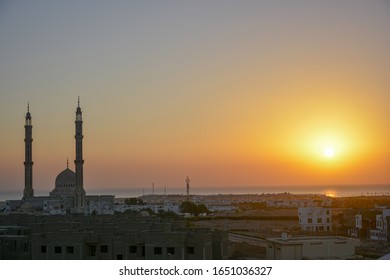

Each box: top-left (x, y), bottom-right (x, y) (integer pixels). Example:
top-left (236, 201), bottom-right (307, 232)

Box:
top-left (74, 97), bottom-right (86, 208)
top-left (186, 176), bottom-right (190, 197)
top-left (23, 103), bottom-right (34, 199)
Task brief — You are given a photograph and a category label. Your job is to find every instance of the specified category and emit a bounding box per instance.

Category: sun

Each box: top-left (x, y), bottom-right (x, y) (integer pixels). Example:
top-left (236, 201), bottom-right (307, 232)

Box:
top-left (323, 147), bottom-right (335, 157)
top-left (326, 192), bottom-right (336, 198)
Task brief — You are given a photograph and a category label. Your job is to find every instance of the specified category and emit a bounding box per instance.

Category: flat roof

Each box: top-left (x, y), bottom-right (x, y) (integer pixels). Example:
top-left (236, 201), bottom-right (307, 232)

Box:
top-left (266, 236), bottom-right (357, 245)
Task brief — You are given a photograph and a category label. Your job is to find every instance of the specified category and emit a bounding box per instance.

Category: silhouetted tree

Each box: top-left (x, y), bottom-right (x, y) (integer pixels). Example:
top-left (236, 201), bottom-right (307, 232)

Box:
top-left (180, 201), bottom-right (210, 216)
top-left (180, 201), bottom-right (197, 214)
top-left (197, 203), bottom-right (210, 215)
top-left (124, 198), bottom-right (145, 205)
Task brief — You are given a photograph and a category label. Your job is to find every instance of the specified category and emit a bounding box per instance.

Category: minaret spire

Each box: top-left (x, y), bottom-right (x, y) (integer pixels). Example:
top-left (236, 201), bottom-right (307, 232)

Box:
top-left (66, 158), bottom-right (69, 169)
top-left (23, 103), bottom-right (34, 199)
top-left (74, 97), bottom-right (85, 209)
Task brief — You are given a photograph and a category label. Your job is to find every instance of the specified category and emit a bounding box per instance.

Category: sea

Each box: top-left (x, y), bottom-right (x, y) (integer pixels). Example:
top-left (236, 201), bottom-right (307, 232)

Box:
top-left (2, 184), bottom-right (388, 201)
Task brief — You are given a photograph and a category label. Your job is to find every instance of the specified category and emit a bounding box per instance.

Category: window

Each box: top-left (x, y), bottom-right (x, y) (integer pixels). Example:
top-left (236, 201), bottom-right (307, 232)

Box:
top-left (66, 246), bottom-right (74, 254)
top-left (167, 247), bottom-right (175, 255)
top-left (41, 245), bottom-right (46, 253)
top-left (100, 245), bottom-right (108, 253)
top-left (154, 247), bottom-right (162, 255)
top-left (326, 218), bottom-right (330, 223)
top-left (88, 245), bottom-right (96, 257)
top-left (129, 246), bottom-right (137, 254)
top-left (317, 218), bottom-right (322, 223)
top-left (187, 247), bottom-right (195, 254)
top-left (54, 246), bottom-right (62, 254)
top-left (308, 218), bottom-right (312, 224)
top-left (22, 242), bottom-right (29, 252)
top-left (326, 210), bottom-right (330, 215)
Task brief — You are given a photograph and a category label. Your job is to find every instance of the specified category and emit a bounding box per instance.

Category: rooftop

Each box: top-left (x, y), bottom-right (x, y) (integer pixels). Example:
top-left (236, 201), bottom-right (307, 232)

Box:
top-left (266, 235), bottom-right (359, 245)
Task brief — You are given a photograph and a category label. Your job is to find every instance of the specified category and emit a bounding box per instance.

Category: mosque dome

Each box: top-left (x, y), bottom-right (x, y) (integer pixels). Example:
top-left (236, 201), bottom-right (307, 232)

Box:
top-left (139, 210), bottom-right (150, 217)
top-left (55, 168), bottom-right (76, 188)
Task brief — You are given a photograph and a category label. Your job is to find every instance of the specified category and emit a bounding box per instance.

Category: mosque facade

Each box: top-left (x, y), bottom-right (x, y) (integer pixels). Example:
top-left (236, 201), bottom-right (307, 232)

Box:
top-left (5, 100), bottom-right (114, 215)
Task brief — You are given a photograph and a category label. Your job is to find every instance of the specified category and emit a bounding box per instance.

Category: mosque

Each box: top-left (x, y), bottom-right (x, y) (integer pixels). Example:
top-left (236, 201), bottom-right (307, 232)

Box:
top-left (5, 99), bottom-right (114, 215)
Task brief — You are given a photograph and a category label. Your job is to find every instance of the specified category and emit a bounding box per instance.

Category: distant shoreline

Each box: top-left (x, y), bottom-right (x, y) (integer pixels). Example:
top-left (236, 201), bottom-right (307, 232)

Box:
top-left (1, 184), bottom-right (389, 201)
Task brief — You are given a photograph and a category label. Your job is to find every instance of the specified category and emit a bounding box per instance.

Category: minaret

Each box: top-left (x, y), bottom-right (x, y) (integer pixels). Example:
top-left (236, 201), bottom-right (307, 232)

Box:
top-left (74, 97), bottom-right (86, 208)
top-left (23, 103), bottom-right (34, 199)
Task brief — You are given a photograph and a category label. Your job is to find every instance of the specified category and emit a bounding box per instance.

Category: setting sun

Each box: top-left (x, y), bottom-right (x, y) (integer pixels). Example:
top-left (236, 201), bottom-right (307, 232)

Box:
top-left (324, 147), bottom-right (335, 158)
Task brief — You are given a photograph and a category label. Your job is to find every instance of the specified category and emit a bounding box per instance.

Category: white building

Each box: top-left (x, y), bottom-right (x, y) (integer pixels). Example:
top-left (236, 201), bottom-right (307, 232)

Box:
top-left (370, 209), bottom-right (390, 241)
top-left (348, 214), bottom-right (363, 237)
top-left (266, 235), bottom-right (360, 260)
top-left (298, 207), bottom-right (332, 232)
top-left (114, 203), bottom-right (181, 215)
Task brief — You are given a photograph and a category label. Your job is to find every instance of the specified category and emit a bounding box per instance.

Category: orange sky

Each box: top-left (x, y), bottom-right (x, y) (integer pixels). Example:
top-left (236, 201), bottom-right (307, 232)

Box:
top-left (0, 1), bottom-right (389, 196)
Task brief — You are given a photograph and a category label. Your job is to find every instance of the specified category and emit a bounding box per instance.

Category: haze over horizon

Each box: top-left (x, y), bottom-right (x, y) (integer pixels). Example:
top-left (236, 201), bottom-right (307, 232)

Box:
top-left (1, 1), bottom-right (389, 196)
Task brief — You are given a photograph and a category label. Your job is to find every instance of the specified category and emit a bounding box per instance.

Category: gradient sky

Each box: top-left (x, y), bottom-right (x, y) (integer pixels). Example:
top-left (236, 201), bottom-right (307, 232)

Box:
top-left (0, 1), bottom-right (389, 196)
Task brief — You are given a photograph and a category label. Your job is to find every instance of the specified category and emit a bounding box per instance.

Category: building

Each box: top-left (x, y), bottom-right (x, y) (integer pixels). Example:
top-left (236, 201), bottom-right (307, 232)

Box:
top-left (5, 99), bottom-right (114, 215)
top-left (298, 207), bottom-right (332, 232)
top-left (345, 209), bottom-right (382, 239)
top-left (0, 214), bottom-right (230, 260)
top-left (369, 209), bottom-right (390, 241)
top-left (266, 235), bottom-right (361, 260)
top-left (387, 215), bottom-right (390, 241)
top-left (0, 226), bottom-right (31, 260)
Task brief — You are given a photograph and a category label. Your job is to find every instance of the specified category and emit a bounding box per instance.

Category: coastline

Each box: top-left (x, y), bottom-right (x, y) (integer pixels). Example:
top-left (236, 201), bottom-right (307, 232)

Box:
top-left (1, 184), bottom-right (389, 201)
